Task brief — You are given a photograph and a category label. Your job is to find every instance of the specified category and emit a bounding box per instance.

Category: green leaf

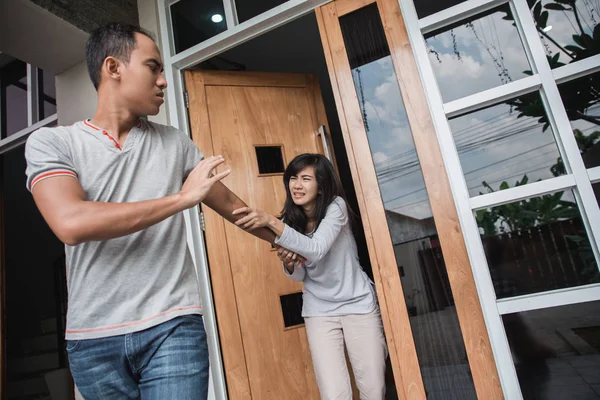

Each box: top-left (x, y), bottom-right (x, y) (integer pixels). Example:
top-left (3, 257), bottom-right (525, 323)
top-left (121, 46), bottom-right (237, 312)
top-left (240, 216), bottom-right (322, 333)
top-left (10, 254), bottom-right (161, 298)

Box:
top-left (499, 181), bottom-right (510, 191)
top-left (539, 11), bottom-right (549, 28)
top-left (573, 34), bottom-right (585, 47)
top-left (545, 3), bottom-right (568, 10)
top-left (581, 33), bottom-right (594, 45)
top-left (534, 1), bottom-right (542, 17)
top-left (552, 52), bottom-right (560, 63)
top-left (594, 24), bottom-right (600, 42)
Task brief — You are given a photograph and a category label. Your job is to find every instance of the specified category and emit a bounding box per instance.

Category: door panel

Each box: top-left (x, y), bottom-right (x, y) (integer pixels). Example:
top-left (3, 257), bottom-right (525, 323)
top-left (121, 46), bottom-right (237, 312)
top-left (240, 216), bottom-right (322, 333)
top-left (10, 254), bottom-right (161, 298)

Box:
top-left (185, 71), bottom-right (331, 399)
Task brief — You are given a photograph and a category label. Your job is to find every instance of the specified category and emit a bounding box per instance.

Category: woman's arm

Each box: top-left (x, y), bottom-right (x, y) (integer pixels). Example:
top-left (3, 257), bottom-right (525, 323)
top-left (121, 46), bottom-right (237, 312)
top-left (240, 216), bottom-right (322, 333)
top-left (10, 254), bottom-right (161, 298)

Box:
top-left (234, 198), bottom-right (348, 263)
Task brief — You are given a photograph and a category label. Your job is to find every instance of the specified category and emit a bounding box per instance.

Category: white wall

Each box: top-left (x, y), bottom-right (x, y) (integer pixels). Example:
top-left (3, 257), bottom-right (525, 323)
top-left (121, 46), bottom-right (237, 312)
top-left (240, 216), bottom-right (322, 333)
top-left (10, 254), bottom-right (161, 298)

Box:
top-left (56, 62), bottom-right (97, 126)
top-left (138, 0), bottom-right (169, 126)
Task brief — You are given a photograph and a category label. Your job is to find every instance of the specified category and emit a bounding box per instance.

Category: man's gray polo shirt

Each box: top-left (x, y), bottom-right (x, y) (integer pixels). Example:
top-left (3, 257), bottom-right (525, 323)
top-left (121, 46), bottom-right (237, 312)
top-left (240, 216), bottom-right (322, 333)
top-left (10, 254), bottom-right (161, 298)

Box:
top-left (25, 119), bottom-right (204, 340)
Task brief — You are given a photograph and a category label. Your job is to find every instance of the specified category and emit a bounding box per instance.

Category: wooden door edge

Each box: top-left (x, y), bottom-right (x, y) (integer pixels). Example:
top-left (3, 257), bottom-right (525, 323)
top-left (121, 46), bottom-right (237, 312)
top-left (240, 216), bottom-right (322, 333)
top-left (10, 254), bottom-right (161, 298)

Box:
top-left (304, 75), bottom-right (340, 172)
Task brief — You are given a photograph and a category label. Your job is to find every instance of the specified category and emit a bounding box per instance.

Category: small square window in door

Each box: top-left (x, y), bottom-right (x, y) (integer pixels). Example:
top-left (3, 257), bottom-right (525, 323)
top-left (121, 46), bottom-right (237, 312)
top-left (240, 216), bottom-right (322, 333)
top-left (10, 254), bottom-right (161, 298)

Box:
top-left (255, 145), bottom-right (285, 175)
top-left (280, 292), bottom-right (304, 328)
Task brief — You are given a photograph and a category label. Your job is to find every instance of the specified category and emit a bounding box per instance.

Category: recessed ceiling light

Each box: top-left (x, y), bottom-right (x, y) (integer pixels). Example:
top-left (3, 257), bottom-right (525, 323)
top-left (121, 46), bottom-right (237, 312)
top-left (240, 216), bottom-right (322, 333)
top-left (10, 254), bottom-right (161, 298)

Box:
top-left (211, 14), bottom-right (223, 23)
top-left (542, 25), bottom-right (553, 32)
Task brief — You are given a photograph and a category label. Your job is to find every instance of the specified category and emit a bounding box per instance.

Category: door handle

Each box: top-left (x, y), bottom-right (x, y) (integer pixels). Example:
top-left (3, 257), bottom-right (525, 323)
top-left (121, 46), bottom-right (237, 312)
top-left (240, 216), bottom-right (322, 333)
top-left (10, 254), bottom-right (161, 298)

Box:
top-left (317, 125), bottom-right (333, 162)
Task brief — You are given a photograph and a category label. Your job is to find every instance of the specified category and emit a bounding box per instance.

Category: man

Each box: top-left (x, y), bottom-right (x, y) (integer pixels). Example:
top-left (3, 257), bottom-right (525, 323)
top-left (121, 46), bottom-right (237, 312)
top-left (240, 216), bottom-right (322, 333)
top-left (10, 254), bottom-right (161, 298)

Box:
top-left (25, 23), bottom-right (286, 399)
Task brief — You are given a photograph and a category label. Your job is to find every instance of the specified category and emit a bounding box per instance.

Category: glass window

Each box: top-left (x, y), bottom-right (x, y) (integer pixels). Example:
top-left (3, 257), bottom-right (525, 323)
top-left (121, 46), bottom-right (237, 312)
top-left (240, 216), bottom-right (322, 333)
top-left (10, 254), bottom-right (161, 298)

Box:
top-left (502, 301), bottom-right (600, 399)
top-left (171, 0), bottom-right (228, 53)
top-left (425, 5), bottom-right (531, 102)
top-left (477, 190), bottom-right (599, 299)
top-left (41, 69), bottom-right (57, 119)
top-left (416, 0), bottom-right (467, 19)
top-left (5, 81), bottom-right (28, 137)
top-left (340, 4), bottom-right (477, 398)
top-left (1, 58), bottom-right (27, 138)
top-left (557, 72), bottom-right (600, 171)
top-left (449, 94), bottom-right (565, 197)
top-left (236, 0), bottom-right (289, 24)
top-left (557, 71), bottom-right (600, 206)
top-left (525, 0), bottom-right (599, 69)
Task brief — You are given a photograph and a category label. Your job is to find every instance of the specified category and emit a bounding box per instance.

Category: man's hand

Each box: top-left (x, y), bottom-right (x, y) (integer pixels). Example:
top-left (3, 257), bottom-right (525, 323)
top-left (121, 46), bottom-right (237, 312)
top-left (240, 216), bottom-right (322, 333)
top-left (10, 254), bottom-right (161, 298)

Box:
top-left (179, 156), bottom-right (231, 209)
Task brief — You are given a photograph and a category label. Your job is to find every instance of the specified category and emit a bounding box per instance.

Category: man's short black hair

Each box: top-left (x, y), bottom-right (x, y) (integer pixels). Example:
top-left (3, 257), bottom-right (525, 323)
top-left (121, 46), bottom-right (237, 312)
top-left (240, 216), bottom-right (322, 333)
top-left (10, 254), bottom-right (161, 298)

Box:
top-left (85, 23), bottom-right (155, 90)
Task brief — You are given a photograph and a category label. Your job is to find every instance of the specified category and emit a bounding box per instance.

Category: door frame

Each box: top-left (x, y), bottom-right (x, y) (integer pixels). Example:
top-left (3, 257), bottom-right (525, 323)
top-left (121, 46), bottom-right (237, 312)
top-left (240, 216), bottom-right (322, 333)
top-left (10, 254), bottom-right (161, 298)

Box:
top-left (156, 2), bottom-right (337, 398)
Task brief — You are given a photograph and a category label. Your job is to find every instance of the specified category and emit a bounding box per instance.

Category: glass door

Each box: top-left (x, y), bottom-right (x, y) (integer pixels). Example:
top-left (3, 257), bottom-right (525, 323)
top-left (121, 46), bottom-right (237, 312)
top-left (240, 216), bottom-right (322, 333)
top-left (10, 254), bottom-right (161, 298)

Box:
top-left (317, 0), bottom-right (504, 398)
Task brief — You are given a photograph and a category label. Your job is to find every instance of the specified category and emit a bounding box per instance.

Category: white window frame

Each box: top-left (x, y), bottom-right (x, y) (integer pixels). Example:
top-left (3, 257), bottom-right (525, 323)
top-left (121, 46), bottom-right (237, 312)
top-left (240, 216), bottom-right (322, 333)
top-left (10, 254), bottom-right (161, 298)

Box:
top-left (0, 62), bottom-right (57, 152)
top-left (399, 0), bottom-right (600, 398)
top-left (155, 1), bottom-right (333, 398)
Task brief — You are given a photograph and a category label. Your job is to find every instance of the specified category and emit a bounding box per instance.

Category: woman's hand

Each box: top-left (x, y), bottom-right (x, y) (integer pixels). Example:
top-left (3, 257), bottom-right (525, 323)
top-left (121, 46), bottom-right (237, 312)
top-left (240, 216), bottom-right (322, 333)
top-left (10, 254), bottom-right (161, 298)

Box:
top-left (232, 207), bottom-right (274, 230)
top-left (277, 246), bottom-right (306, 267)
top-left (232, 206), bottom-right (285, 236)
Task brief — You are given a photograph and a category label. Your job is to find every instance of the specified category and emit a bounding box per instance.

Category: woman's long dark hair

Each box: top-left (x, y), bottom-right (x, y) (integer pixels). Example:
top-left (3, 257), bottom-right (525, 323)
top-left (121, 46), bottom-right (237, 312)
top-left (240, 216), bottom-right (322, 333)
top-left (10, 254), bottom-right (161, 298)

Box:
top-left (280, 154), bottom-right (352, 234)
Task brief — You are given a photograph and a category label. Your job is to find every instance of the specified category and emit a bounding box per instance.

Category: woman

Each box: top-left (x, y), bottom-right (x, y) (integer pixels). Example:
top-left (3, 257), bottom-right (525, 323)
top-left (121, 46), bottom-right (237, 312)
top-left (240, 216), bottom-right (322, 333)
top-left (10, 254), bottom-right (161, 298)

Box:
top-left (233, 153), bottom-right (387, 400)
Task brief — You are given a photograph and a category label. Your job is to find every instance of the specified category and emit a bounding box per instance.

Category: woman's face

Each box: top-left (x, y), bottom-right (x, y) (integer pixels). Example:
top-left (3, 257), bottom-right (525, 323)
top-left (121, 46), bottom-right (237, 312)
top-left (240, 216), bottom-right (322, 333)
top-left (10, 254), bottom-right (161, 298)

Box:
top-left (288, 166), bottom-right (319, 212)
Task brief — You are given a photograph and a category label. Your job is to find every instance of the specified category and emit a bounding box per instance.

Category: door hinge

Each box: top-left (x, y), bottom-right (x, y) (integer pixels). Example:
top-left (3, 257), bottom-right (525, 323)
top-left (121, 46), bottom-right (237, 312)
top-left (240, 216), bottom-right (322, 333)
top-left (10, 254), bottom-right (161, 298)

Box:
top-left (184, 91), bottom-right (190, 108)
top-left (198, 209), bottom-right (206, 231)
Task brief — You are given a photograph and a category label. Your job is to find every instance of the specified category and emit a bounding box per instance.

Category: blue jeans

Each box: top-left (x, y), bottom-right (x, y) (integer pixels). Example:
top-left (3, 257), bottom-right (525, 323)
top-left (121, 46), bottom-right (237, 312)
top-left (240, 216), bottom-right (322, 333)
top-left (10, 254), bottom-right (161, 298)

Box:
top-left (67, 315), bottom-right (209, 400)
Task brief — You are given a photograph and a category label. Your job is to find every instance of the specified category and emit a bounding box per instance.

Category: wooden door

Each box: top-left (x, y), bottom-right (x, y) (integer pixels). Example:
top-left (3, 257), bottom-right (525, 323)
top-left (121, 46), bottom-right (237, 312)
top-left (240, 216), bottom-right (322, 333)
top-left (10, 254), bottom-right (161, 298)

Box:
top-left (184, 71), bottom-right (332, 400)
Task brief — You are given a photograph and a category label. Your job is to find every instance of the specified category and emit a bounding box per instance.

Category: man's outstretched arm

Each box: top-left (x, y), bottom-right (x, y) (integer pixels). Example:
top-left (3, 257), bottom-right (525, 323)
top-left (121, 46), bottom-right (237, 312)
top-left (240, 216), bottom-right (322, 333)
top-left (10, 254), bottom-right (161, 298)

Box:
top-left (202, 181), bottom-right (277, 244)
top-left (32, 156), bottom-right (230, 246)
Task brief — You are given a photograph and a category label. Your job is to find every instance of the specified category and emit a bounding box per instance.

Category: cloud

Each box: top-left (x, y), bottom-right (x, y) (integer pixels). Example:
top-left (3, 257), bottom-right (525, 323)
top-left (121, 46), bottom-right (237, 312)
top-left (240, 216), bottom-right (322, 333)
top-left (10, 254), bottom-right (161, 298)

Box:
top-left (373, 152), bottom-right (389, 165)
top-left (425, 10), bottom-right (532, 101)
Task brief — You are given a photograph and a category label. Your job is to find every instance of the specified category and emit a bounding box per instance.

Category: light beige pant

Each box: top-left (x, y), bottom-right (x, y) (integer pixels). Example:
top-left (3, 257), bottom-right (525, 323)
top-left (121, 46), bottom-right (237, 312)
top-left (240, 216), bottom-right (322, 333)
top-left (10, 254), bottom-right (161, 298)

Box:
top-left (304, 309), bottom-right (388, 400)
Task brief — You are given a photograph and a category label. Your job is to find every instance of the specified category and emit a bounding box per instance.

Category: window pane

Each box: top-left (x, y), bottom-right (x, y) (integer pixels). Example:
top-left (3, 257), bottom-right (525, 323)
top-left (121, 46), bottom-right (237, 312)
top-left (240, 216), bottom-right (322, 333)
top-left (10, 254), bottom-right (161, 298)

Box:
top-left (41, 69), bottom-right (57, 119)
top-left (5, 82), bottom-right (28, 136)
top-left (340, 4), bottom-right (477, 398)
top-left (171, 0), bottom-right (228, 53)
top-left (527, 0), bottom-right (599, 69)
top-left (425, 5), bottom-right (531, 102)
top-left (449, 94), bottom-right (564, 197)
top-left (477, 190), bottom-right (599, 299)
top-left (557, 71), bottom-right (600, 207)
top-left (236, 0), bottom-right (289, 23)
top-left (502, 301), bottom-right (600, 399)
top-left (557, 72), bottom-right (600, 171)
top-left (416, 0), bottom-right (467, 19)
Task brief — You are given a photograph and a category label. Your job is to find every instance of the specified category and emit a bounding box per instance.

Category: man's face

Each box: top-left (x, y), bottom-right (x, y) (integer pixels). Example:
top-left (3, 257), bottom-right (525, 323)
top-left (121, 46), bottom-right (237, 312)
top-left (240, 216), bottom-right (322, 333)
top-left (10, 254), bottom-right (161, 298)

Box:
top-left (119, 33), bottom-right (167, 116)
